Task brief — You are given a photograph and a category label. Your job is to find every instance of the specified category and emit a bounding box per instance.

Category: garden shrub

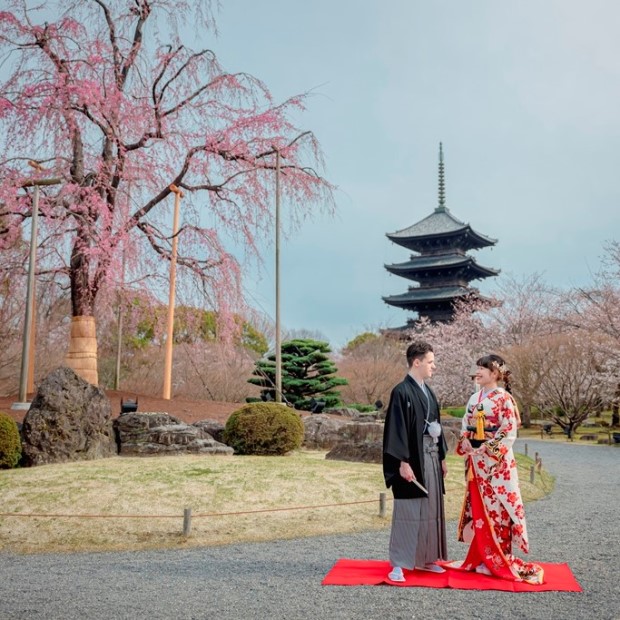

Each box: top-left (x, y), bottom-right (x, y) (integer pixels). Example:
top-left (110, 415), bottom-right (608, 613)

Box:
top-left (347, 403), bottom-right (377, 413)
top-left (0, 411), bottom-right (22, 469)
top-left (223, 402), bottom-right (304, 455)
top-left (443, 406), bottom-right (466, 418)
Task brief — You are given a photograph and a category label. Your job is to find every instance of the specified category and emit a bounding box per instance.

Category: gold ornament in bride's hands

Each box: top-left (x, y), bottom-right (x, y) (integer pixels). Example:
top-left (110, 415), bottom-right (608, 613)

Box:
top-left (474, 407), bottom-right (486, 441)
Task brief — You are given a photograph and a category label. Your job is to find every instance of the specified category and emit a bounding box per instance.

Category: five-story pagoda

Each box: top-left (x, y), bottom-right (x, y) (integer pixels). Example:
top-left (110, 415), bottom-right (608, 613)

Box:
top-left (383, 144), bottom-right (499, 323)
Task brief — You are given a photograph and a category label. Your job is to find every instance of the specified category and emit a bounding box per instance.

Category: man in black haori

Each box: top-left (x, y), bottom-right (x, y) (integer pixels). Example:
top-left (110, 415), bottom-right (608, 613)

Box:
top-left (383, 340), bottom-right (448, 582)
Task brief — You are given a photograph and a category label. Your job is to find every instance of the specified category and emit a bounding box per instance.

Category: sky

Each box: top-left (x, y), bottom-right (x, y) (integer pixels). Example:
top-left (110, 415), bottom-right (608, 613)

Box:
top-left (199, 0), bottom-right (620, 350)
top-left (20, 0), bottom-right (620, 351)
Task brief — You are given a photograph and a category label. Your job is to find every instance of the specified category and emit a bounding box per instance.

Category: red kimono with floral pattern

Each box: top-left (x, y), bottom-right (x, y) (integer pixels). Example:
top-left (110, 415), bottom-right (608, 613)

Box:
top-left (453, 388), bottom-right (544, 585)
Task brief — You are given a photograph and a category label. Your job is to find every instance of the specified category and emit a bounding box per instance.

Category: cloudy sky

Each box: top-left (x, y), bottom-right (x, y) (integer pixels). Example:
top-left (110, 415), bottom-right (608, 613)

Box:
top-left (202, 0), bottom-right (619, 348)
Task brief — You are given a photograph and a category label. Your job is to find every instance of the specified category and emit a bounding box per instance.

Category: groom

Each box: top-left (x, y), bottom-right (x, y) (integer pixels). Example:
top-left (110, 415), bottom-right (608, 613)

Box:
top-left (382, 340), bottom-right (448, 582)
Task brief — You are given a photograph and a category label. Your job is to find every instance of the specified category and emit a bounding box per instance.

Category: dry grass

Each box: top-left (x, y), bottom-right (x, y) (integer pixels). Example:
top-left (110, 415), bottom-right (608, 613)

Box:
top-left (0, 450), bottom-right (553, 554)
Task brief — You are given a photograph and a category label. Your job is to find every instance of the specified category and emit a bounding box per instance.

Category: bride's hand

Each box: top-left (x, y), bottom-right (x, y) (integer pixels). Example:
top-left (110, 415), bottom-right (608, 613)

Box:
top-left (460, 437), bottom-right (474, 454)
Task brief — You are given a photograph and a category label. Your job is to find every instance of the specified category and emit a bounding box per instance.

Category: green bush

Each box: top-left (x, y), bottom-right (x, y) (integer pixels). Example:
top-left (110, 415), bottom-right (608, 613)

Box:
top-left (347, 403), bottom-right (377, 413)
top-left (223, 402), bottom-right (304, 455)
top-left (443, 406), bottom-right (466, 418)
top-left (0, 411), bottom-right (22, 469)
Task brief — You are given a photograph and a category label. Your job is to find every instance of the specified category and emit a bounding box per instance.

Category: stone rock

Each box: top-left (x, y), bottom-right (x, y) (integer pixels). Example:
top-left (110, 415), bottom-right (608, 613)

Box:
top-left (21, 367), bottom-right (116, 466)
top-left (350, 411), bottom-right (381, 421)
top-left (115, 412), bottom-right (233, 456)
top-left (303, 414), bottom-right (349, 449)
top-left (440, 416), bottom-right (461, 453)
top-left (193, 419), bottom-right (226, 444)
top-left (325, 440), bottom-right (383, 463)
top-left (340, 421), bottom-right (384, 442)
top-left (324, 407), bottom-right (358, 418)
top-left (303, 415), bottom-right (384, 450)
top-left (322, 416), bottom-right (460, 463)
top-left (324, 407), bottom-right (384, 421)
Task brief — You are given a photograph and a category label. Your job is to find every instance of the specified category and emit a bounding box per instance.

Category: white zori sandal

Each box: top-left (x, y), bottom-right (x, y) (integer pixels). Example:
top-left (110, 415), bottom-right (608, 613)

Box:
top-left (388, 566), bottom-right (406, 582)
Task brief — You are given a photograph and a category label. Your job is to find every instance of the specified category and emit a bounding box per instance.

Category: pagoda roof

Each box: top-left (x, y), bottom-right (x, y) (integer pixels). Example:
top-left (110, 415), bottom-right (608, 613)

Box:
top-left (385, 253), bottom-right (500, 279)
top-left (382, 285), bottom-right (497, 311)
top-left (386, 207), bottom-right (497, 251)
top-left (383, 285), bottom-right (474, 307)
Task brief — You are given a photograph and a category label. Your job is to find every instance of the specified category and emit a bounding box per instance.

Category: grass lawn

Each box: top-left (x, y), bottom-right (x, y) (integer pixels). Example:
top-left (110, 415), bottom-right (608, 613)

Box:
top-left (0, 450), bottom-right (553, 554)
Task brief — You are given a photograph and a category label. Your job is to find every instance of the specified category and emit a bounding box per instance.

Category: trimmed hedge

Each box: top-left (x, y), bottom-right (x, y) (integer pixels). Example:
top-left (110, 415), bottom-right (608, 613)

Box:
top-left (0, 411), bottom-right (22, 469)
top-left (223, 402), bottom-right (304, 456)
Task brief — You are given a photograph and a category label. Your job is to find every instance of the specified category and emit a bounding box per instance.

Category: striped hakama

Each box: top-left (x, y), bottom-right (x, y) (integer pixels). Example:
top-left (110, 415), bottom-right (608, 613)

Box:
top-left (389, 435), bottom-right (447, 569)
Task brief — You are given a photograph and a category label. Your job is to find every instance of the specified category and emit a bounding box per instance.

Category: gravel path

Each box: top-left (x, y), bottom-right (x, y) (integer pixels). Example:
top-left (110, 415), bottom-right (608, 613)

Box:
top-left (1, 440), bottom-right (619, 620)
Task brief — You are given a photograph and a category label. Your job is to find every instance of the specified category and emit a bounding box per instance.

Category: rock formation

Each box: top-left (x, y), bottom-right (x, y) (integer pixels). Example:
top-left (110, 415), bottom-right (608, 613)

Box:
top-left (114, 412), bottom-right (233, 456)
top-left (21, 367), bottom-right (116, 466)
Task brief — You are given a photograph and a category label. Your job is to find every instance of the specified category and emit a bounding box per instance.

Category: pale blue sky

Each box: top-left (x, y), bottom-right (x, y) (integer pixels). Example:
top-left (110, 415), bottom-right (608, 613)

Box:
top-left (6, 0), bottom-right (620, 348)
top-left (202, 0), bottom-right (620, 349)
top-left (13, 1), bottom-right (619, 350)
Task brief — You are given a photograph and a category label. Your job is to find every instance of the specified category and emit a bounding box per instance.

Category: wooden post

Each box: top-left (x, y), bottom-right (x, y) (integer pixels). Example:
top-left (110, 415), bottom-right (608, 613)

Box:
top-left (183, 507), bottom-right (192, 537)
top-left (529, 465), bottom-right (535, 483)
top-left (163, 184), bottom-right (183, 400)
top-left (379, 492), bottom-right (386, 518)
top-left (524, 442), bottom-right (528, 456)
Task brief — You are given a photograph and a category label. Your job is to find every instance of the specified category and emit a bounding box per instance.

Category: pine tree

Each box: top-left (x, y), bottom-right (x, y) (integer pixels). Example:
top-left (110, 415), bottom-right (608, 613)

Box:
top-left (248, 339), bottom-right (347, 410)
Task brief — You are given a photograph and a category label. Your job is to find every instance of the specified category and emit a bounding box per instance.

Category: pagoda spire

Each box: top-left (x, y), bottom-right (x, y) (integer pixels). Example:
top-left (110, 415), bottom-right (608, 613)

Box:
top-left (436, 142), bottom-right (447, 213)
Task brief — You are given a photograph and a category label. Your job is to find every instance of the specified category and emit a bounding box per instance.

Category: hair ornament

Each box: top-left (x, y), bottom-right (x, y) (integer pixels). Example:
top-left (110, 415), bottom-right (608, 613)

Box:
top-left (491, 360), bottom-right (507, 375)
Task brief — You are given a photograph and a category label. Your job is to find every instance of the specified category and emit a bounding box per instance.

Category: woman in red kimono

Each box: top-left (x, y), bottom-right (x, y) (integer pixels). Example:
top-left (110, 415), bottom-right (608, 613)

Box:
top-left (451, 354), bottom-right (544, 585)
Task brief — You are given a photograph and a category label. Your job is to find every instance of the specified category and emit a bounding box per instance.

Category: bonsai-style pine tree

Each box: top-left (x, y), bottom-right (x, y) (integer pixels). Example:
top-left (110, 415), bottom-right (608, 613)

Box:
top-left (248, 339), bottom-right (347, 410)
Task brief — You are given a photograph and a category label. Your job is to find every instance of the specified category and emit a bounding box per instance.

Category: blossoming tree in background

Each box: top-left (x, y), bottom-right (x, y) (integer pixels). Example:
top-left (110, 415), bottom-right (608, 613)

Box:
top-left (0, 0), bottom-right (333, 385)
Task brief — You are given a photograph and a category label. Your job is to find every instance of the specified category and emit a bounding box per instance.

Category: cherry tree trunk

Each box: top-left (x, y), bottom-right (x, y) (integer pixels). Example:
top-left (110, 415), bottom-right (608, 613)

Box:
top-left (64, 227), bottom-right (99, 385)
top-left (64, 316), bottom-right (99, 386)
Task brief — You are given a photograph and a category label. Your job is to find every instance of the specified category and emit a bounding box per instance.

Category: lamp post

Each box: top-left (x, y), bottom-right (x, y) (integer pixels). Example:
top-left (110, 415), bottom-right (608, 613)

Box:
top-left (26, 275), bottom-right (36, 395)
top-left (16, 162), bottom-right (43, 404)
top-left (10, 167), bottom-right (61, 409)
top-left (13, 161), bottom-right (50, 408)
top-left (274, 149), bottom-right (282, 403)
top-left (163, 184), bottom-right (183, 400)
top-left (114, 248), bottom-right (126, 391)
top-left (114, 182), bottom-right (132, 391)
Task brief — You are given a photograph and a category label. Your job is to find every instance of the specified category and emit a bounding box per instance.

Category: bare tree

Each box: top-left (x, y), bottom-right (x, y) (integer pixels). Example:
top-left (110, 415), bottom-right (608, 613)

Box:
top-left (535, 332), bottom-right (616, 437)
top-left (338, 335), bottom-right (403, 406)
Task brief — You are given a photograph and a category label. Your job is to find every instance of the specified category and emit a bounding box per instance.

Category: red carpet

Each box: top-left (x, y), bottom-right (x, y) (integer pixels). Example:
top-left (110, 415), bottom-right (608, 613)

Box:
top-left (322, 559), bottom-right (582, 592)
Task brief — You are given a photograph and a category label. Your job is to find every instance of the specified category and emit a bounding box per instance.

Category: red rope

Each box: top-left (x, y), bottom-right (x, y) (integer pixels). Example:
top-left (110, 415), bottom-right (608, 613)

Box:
top-left (0, 497), bottom-right (391, 520)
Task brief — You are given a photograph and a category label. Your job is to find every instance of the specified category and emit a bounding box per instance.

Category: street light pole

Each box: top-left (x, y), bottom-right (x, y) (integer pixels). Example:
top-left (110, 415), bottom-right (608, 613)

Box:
top-left (16, 161), bottom-right (42, 405)
top-left (163, 184), bottom-right (183, 400)
top-left (114, 248), bottom-right (126, 391)
top-left (274, 149), bottom-right (282, 403)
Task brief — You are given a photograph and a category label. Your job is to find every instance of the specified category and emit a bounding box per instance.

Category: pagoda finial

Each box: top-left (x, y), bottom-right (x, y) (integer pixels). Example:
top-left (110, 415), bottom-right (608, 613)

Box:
top-left (436, 142), bottom-right (447, 213)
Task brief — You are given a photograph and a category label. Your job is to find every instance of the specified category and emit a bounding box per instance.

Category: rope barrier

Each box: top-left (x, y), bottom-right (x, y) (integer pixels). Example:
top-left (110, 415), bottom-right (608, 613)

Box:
top-left (0, 497), bottom-right (391, 520)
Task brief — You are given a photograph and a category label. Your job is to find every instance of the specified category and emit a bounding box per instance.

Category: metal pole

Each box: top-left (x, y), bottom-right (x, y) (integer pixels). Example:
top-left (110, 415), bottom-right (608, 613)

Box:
top-left (275, 150), bottom-right (282, 403)
top-left (17, 162), bottom-right (42, 403)
top-left (114, 249), bottom-right (125, 391)
top-left (163, 184), bottom-right (183, 400)
top-left (27, 279), bottom-right (36, 395)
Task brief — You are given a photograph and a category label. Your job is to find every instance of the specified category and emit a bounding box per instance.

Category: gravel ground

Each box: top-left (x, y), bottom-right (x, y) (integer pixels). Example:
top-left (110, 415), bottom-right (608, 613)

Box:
top-left (1, 440), bottom-right (619, 620)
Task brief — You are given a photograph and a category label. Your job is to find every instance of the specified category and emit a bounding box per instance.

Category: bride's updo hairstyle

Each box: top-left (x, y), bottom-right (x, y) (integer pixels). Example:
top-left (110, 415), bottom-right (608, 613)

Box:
top-left (476, 354), bottom-right (509, 384)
